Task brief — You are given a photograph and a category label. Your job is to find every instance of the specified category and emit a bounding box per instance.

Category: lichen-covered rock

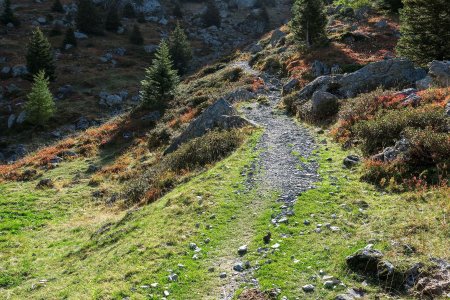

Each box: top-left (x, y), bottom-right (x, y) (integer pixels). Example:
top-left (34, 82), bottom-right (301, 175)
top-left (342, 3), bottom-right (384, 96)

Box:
top-left (298, 59), bottom-right (426, 100)
top-left (428, 60), bottom-right (450, 87)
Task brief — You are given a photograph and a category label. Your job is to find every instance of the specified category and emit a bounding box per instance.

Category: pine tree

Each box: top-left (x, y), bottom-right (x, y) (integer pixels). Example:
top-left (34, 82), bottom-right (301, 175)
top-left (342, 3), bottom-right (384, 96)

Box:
top-left (203, 0), bottom-right (221, 27)
top-left (25, 70), bottom-right (56, 126)
top-left (396, 0), bottom-right (450, 65)
top-left (105, 4), bottom-right (121, 31)
top-left (63, 27), bottom-right (77, 48)
top-left (140, 40), bottom-right (179, 110)
top-left (51, 0), bottom-right (64, 13)
top-left (1, 0), bottom-right (20, 26)
top-left (291, 0), bottom-right (327, 48)
top-left (123, 2), bottom-right (136, 18)
top-left (169, 23), bottom-right (192, 75)
top-left (26, 27), bottom-right (56, 81)
top-left (129, 24), bottom-right (144, 45)
top-left (76, 0), bottom-right (103, 34)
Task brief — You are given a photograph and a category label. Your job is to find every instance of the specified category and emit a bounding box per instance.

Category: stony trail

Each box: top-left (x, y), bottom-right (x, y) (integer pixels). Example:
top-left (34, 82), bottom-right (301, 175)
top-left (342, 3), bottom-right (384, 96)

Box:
top-left (218, 64), bottom-right (319, 299)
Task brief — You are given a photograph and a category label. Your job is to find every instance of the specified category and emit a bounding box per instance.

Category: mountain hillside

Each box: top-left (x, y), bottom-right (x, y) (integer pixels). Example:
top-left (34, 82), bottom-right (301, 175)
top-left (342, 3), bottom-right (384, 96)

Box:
top-left (0, 0), bottom-right (449, 299)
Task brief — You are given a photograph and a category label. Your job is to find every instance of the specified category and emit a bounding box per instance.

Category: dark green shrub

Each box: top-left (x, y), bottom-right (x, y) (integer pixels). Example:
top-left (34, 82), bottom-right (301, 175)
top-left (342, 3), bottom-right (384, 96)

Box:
top-left (1, 0), bottom-right (20, 26)
top-left (404, 128), bottom-right (450, 167)
top-left (203, 0), bottom-right (221, 27)
top-left (105, 5), bottom-right (121, 31)
top-left (147, 126), bottom-right (171, 150)
top-left (76, 0), bottom-right (103, 34)
top-left (51, 0), bottom-right (64, 13)
top-left (222, 67), bottom-right (243, 82)
top-left (63, 27), bottom-right (77, 48)
top-left (354, 108), bottom-right (448, 155)
top-left (129, 24), bottom-right (144, 45)
top-left (123, 3), bottom-right (136, 18)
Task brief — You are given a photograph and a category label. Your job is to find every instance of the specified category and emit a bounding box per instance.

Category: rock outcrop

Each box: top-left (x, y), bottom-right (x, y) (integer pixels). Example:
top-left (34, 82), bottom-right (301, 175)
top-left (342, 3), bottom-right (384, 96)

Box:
top-left (165, 99), bottom-right (255, 154)
top-left (297, 59), bottom-right (426, 100)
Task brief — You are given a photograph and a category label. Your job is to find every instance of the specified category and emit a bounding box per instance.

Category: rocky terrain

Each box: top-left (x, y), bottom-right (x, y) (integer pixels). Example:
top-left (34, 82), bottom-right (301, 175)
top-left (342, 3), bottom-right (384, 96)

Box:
top-left (0, 0), bottom-right (449, 299)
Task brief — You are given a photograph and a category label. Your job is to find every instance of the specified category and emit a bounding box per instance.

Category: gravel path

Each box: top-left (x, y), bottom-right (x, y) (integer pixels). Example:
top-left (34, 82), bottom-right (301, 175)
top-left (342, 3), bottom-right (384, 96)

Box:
top-left (219, 64), bottom-right (319, 299)
top-left (242, 72), bottom-right (319, 223)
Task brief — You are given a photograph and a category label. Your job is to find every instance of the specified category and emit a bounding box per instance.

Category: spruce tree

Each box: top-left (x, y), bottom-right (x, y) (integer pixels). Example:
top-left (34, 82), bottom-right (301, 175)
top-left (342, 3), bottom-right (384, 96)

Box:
top-left (129, 24), bottom-right (144, 45)
top-left (105, 4), bottom-right (121, 31)
top-left (140, 40), bottom-right (179, 110)
top-left (123, 2), bottom-right (136, 18)
top-left (25, 70), bottom-right (56, 126)
top-left (51, 0), bottom-right (64, 13)
top-left (291, 0), bottom-right (327, 48)
top-left (1, 0), bottom-right (20, 26)
top-left (169, 23), bottom-right (192, 75)
top-left (396, 0), bottom-right (450, 65)
top-left (26, 27), bottom-right (56, 81)
top-left (63, 27), bottom-right (77, 48)
top-left (76, 0), bottom-right (102, 34)
top-left (203, 0), bottom-right (221, 27)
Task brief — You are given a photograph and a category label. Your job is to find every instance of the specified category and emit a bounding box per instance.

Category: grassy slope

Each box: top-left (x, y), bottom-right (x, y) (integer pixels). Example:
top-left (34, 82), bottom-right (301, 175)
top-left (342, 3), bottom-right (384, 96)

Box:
top-left (1, 129), bottom-right (448, 299)
top-left (0, 130), bottom-right (269, 299)
top-left (244, 133), bottom-right (449, 299)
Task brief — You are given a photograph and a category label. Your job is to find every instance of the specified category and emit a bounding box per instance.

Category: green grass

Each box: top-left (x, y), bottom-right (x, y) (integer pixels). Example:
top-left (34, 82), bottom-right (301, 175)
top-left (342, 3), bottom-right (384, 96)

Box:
top-left (241, 135), bottom-right (449, 299)
top-left (1, 130), bottom-right (448, 299)
top-left (0, 130), bottom-right (269, 299)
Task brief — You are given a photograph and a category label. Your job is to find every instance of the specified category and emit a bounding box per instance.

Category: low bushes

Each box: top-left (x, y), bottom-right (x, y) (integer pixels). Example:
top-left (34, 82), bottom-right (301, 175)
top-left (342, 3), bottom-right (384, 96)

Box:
top-left (331, 87), bottom-right (449, 189)
top-left (124, 130), bottom-right (244, 206)
top-left (355, 108), bottom-right (447, 154)
top-left (354, 107), bottom-right (448, 155)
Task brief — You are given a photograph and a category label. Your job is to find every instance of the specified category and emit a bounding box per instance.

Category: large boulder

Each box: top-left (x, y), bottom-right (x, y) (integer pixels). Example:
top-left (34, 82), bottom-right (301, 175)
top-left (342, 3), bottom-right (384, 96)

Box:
top-left (311, 91), bottom-right (339, 118)
top-left (428, 60), bottom-right (450, 87)
top-left (297, 59), bottom-right (426, 100)
top-left (165, 99), bottom-right (254, 154)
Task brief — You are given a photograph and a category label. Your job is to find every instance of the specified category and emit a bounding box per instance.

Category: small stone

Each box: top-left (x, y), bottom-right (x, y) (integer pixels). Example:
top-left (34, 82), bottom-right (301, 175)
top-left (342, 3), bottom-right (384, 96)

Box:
top-left (324, 280), bottom-right (335, 289)
top-left (233, 263), bottom-right (244, 272)
top-left (271, 243), bottom-right (280, 249)
top-left (304, 220), bottom-right (311, 225)
top-left (150, 283), bottom-right (158, 288)
top-left (163, 290), bottom-right (170, 296)
top-left (263, 232), bottom-right (271, 244)
top-left (238, 245), bottom-right (248, 255)
top-left (168, 273), bottom-right (178, 282)
top-left (302, 284), bottom-right (315, 292)
top-left (189, 243), bottom-right (197, 250)
top-left (219, 272), bottom-right (227, 278)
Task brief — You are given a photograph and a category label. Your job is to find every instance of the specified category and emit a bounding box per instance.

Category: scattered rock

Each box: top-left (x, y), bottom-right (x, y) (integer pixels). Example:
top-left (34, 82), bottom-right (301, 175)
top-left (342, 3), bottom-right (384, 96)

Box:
top-left (282, 78), bottom-right (299, 95)
top-left (302, 284), bottom-right (315, 292)
top-left (310, 91), bottom-right (339, 118)
top-left (238, 245), bottom-right (248, 256)
top-left (263, 232), bottom-right (271, 244)
top-left (270, 28), bottom-right (286, 47)
top-left (428, 60), bottom-right (450, 87)
top-left (343, 155), bottom-right (360, 168)
top-left (12, 65), bottom-right (28, 77)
